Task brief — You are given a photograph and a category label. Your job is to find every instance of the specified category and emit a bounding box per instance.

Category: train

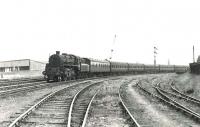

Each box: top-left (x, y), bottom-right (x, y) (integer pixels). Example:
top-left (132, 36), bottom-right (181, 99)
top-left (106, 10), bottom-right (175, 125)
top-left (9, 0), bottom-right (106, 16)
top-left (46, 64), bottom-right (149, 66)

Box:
top-left (43, 51), bottom-right (188, 82)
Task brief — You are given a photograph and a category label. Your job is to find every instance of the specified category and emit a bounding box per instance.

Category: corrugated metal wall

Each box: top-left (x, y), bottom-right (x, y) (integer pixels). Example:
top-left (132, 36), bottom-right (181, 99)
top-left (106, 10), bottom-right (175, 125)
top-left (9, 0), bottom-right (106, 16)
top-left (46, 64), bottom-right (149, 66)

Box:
top-left (0, 59), bottom-right (46, 72)
top-left (0, 59), bottom-right (29, 67)
top-left (30, 60), bottom-right (45, 71)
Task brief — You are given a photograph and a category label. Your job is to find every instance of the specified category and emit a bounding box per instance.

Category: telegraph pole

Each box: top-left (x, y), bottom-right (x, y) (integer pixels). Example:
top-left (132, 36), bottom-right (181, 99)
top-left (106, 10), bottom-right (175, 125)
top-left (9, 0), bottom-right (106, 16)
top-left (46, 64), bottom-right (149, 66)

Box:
top-left (154, 46), bottom-right (158, 73)
top-left (168, 59), bottom-right (170, 65)
top-left (154, 46), bottom-right (158, 66)
top-left (109, 34), bottom-right (117, 60)
top-left (193, 45), bottom-right (195, 63)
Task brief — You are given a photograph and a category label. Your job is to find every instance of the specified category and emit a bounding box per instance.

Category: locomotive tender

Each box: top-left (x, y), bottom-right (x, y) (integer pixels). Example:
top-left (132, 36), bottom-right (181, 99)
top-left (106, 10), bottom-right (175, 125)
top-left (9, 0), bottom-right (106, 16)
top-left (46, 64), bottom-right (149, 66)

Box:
top-left (43, 51), bottom-right (188, 82)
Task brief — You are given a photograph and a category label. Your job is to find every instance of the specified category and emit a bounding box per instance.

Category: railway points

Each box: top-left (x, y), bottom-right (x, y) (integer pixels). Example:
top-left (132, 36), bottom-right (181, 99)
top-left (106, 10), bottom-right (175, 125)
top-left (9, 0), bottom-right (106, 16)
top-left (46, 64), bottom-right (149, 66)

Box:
top-left (84, 77), bottom-right (136, 127)
top-left (156, 82), bottom-right (200, 120)
top-left (0, 73), bottom-right (200, 127)
top-left (8, 80), bottom-right (98, 127)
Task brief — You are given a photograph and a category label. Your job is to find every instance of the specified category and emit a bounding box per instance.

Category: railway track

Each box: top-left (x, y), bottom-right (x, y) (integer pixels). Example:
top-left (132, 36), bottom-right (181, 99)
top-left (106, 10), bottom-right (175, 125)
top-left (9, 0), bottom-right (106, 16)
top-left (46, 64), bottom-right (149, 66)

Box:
top-left (156, 82), bottom-right (200, 106)
top-left (119, 82), bottom-right (140, 127)
top-left (136, 80), bottom-right (200, 126)
top-left (0, 77), bottom-right (108, 97)
top-left (137, 80), bottom-right (200, 122)
top-left (155, 82), bottom-right (200, 121)
top-left (0, 81), bottom-right (46, 91)
top-left (0, 81), bottom-right (56, 97)
top-left (170, 82), bottom-right (200, 104)
top-left (8, 80), bottom-right (104, 127)
top-left (120, 79), bottom-right (176, 126)
top-left (68, 80), bottom-right (102, 127)
top-left (0, 78), bottom-right (44, 86)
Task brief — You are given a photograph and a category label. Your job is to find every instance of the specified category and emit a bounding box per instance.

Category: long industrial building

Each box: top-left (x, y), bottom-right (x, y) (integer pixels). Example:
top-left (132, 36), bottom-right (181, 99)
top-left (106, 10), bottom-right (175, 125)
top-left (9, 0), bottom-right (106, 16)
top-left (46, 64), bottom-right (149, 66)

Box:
top-left (0, 59), bottom-right (46, 72)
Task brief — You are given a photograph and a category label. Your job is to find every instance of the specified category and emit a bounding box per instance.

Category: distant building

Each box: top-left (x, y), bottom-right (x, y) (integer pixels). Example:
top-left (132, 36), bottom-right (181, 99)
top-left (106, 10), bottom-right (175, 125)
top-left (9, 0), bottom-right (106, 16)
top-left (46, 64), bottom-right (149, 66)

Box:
top-left (0, 59), bottom-right (46, 72)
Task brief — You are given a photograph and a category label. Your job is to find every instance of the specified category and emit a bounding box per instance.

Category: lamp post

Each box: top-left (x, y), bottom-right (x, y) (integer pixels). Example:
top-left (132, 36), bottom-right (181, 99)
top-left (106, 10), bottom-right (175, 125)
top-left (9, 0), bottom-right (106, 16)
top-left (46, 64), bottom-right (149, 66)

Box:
top-left (109, 34), bottom-right (117, 60)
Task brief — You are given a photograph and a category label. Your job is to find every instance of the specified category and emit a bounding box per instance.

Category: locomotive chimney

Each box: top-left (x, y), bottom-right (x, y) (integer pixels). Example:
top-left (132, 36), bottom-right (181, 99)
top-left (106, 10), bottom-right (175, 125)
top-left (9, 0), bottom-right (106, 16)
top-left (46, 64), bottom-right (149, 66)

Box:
top-left (56, 51), bottom-right (60, 55)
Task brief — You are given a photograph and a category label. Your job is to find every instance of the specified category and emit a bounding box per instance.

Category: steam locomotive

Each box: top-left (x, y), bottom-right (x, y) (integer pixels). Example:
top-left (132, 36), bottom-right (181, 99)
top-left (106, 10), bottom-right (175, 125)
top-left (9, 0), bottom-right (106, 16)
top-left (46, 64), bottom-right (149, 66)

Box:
top-left (43, 51), bottom-right (188, 82)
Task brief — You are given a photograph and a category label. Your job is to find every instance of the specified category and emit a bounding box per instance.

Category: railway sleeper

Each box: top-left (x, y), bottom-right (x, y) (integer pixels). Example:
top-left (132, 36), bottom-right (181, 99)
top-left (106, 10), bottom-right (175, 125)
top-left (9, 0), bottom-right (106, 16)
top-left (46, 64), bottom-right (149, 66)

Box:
top-left (39, 107), bottom-right (69, 110)
top-left (41, 105), bottom-right (70, 108)
top-left (31, 112), bottom-right (66, 116)
top-left (28, 115), bottom-right (66, 120)
top-left (25, 116), bottom-right (66, 123)
top-left (43, 102), bottom-right (68, 105)
top-left (20, 121), bottom-right (67, 126)
top-left (33, 109), bottom-right (67, 114)
top-left (29, 113), bottom-right (67, 118)
top-left (70, 119), bottom-right (83, 125)
top-left (35, 108), bottom-right (68, 111)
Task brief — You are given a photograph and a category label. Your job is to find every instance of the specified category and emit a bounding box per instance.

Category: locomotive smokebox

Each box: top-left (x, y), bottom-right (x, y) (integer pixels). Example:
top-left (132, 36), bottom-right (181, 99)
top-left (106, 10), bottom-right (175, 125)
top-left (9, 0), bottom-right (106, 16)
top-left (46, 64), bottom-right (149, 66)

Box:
top-left (56, 51), bottom-right (60, 55)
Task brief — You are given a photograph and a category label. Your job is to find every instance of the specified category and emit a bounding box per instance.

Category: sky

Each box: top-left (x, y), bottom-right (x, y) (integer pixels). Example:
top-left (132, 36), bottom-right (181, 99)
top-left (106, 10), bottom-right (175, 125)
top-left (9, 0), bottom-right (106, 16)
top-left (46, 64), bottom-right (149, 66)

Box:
top-left (0, 0), bottom-right (200, 65)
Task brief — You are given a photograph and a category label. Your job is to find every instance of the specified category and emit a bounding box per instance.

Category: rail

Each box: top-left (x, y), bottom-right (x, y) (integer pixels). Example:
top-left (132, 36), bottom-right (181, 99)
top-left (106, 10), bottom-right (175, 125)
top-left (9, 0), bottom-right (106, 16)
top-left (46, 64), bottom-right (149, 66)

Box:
top-left (81, 90), bottom-right (100, 127)
top-left (155, 84), bottom-right (200, 120)
top-left (119, 83), bottom-right (141, 127)
top-left (170, 82), bottom-right (200, 103)
top-left (156, 83), bottom-right (200, 105)
top-left (8, 80), bottom-right (90, 127)
top-left (137, 82), bottom-right (200, 122)
top-left (67, 80), bottom-right (103, 127)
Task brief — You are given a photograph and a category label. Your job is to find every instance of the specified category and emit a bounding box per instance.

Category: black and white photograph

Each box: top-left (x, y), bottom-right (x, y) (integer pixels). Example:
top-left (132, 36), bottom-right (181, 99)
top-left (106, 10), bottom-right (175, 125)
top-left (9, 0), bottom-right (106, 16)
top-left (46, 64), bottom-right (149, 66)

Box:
top-left (0, 0), bottom-right (200, 126)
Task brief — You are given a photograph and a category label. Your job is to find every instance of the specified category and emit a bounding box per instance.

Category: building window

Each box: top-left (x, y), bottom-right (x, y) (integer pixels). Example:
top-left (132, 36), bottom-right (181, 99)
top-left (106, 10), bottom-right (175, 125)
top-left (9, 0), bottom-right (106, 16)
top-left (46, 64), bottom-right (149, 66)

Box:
top-left (19, 66), bottom-right (30, 70)
top-left (0, 68), bottom-right (5, 72)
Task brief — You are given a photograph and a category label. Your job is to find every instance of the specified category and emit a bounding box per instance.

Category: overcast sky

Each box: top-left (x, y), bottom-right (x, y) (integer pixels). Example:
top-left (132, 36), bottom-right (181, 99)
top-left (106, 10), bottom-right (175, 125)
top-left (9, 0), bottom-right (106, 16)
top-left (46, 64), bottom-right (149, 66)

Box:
top-left (0, 0), bottom-right (200, 65)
